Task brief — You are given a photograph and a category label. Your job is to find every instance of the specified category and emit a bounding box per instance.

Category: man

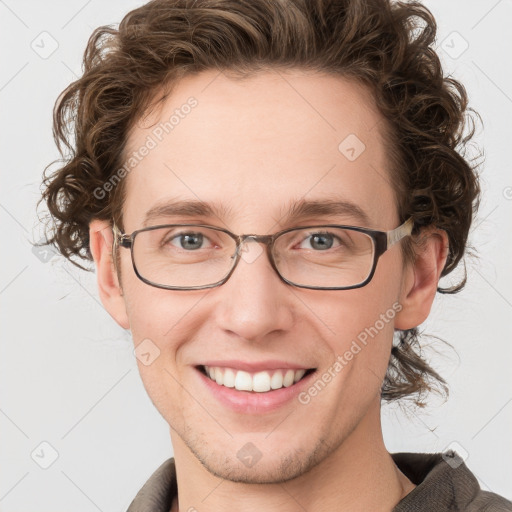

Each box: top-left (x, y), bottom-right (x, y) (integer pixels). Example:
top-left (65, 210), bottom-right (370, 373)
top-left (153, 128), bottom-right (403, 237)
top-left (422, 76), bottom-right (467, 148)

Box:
top-left (41, 0), bottom-right (512, 510)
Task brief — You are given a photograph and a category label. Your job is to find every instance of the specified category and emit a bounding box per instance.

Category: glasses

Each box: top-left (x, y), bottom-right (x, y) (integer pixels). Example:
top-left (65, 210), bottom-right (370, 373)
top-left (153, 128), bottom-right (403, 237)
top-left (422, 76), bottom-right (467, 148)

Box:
top-left (113, 218), bottom-right (413, 291)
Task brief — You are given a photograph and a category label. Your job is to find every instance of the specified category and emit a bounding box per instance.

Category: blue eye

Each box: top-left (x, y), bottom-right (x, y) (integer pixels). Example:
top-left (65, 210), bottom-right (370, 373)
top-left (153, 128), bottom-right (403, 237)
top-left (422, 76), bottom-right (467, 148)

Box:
top-left (309, 233), bottom-right (334, 250)
top-left (169, 232), bottom-right (206, 250)
top-left (299, 232), bottom-right (340, 251)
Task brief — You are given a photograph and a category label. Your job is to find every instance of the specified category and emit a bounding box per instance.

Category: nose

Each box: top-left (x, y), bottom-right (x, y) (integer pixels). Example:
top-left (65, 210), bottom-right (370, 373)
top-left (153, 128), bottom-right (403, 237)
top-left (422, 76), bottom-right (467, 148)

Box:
top-left (213, 238), bottom-right (294, 342)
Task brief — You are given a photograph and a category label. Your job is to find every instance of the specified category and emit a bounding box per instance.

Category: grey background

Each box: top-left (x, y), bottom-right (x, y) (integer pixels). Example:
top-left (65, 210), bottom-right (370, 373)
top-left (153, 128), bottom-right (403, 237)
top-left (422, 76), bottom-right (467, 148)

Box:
top-left (0, 0), bottom-right (511, 510)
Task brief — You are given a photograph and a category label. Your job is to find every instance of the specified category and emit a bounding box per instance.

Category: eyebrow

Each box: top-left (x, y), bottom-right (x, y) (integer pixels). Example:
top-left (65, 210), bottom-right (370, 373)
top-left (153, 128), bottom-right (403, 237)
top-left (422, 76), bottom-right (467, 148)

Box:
top-left (278, 198), bottom-right (371, 226)
top-left (142, 198), bottom-right (371, 228)
top-left (143, 199), bottom-right (231, 227)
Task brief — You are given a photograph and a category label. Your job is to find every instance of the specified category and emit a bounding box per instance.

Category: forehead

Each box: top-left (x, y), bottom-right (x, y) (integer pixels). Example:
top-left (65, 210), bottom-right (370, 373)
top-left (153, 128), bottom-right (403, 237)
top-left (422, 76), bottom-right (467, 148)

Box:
top-left (121, 69), bottom-right (397, 231)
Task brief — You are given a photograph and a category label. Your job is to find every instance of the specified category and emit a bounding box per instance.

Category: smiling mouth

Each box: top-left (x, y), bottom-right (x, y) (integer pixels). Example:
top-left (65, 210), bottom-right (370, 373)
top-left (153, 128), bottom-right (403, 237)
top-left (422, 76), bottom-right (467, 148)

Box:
top-left (197, 365), bottom-right (316, 393)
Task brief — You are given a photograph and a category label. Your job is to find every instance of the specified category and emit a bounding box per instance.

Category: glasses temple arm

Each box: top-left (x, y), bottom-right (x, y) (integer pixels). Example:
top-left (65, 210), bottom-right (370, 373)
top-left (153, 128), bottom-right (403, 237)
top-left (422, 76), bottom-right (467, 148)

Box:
top-left (387, 217), bottom-right (414, 248)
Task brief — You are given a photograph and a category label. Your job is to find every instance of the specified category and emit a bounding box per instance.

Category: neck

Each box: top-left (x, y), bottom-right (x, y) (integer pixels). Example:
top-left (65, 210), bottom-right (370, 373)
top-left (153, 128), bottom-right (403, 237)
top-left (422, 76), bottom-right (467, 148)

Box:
top-left (169, 398), bottom-right (415, 512)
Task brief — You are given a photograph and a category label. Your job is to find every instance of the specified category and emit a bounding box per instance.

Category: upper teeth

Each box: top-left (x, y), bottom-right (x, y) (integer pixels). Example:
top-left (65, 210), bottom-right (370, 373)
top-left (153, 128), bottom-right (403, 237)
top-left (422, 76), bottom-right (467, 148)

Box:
top-left (204, 366), bottom-right (307, 393)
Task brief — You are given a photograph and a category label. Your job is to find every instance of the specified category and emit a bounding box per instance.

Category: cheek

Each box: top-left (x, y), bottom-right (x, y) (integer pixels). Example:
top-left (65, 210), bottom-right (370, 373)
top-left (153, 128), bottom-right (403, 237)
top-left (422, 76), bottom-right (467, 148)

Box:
top-left (121, 279), bottom-right (210, 421)
top-left (314, 267), bottom-right (402, 344)
top-left (326, 292), bottom-right (398, 373)
top-left (119, 253), bottom-right (179, 339)
top-left (121, 263), bottom-right (213, 391)
top-left (315, 256), bottom-right (404, 379)
top-left (123, 279), bottom-right (206, 346)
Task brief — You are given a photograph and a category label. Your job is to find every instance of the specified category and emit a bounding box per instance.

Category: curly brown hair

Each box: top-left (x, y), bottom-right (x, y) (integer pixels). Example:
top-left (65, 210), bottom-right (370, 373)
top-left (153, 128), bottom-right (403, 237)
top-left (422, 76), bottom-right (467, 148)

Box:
top-left (40, 0), bottom-right (481, 405)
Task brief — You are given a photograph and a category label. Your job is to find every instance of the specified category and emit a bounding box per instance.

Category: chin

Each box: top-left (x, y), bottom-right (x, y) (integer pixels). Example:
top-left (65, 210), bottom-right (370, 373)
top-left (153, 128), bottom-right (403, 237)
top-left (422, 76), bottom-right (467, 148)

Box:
top-left (201, 458), bottom-right (308, 484)
top-left (190, 440), bottom-right (330, 485)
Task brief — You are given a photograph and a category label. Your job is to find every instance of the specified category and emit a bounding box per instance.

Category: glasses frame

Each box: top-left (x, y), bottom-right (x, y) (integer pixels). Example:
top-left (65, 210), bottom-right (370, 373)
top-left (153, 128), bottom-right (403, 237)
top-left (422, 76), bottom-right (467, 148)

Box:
top-left (113, 217), bottom-right (414, 291)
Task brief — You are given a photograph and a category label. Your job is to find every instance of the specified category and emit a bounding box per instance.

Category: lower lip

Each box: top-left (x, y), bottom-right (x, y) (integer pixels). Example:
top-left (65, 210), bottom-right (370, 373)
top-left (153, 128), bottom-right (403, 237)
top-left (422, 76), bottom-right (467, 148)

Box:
top-left (195, 367), bottom-right (317, 414)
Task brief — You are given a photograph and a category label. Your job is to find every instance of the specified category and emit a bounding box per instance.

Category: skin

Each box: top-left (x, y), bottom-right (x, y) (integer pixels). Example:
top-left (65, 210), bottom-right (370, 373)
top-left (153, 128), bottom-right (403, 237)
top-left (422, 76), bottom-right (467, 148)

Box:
top-left (90, 69), bottom-right (448, 511)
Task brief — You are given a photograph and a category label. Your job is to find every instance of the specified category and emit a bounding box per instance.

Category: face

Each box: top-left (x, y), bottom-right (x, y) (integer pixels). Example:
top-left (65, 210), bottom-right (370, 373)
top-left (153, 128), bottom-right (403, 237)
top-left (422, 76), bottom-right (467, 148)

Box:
top-left (110, 69), bottom-right (412, 483)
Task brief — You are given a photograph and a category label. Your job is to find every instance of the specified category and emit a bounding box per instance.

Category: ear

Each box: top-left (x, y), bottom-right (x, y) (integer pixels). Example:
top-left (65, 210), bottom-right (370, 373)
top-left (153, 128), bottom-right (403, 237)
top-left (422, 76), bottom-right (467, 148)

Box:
top-left (89, 219), bottom-right (130, 330)
top-left (394, 227), bottom-right (449, 330)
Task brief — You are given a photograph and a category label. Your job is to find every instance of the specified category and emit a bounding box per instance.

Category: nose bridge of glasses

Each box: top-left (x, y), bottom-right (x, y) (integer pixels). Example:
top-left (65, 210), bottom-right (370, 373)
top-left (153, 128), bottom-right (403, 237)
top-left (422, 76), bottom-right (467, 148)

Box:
top-left (235, 234), bottom-right (273, 264)
top-left (239, 234), bottom-right (273, 244)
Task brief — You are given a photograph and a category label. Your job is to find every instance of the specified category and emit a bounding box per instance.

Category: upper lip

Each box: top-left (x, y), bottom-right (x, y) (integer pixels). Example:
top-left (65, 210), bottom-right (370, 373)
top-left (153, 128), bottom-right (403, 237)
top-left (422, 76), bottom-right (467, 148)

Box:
top-left (197, 360), bottom-right (315, 373)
